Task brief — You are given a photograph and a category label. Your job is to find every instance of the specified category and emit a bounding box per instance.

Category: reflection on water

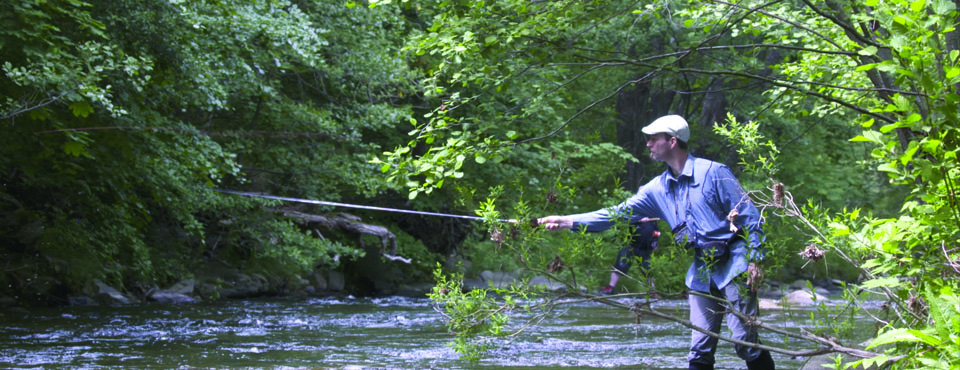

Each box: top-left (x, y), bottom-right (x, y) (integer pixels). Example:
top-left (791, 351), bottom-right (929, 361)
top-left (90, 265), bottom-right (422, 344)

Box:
top-left (0, 296), bottom-right (874, 369)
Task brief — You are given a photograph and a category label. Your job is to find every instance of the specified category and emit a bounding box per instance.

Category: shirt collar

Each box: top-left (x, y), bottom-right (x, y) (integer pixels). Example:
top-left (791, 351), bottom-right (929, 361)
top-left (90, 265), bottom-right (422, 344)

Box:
top-left (664, 154), bottom-right (700, 186)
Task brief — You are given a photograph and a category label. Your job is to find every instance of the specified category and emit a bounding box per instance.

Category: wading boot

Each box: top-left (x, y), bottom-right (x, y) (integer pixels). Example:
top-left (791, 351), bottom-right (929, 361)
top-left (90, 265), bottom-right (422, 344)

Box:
top-left (688, 361), bottom-right (714, 370)
top-left (746, 350), bottom-right (775, 370)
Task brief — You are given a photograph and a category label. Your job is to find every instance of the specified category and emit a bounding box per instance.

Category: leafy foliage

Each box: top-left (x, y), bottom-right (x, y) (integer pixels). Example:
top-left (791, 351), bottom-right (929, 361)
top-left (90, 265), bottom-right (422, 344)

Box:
top-left (2, 0), bottom-right (958, 367)
top-left (373, 0), bottom-right (960, 367)
top-left (0, 0), bottom-right (426, 302)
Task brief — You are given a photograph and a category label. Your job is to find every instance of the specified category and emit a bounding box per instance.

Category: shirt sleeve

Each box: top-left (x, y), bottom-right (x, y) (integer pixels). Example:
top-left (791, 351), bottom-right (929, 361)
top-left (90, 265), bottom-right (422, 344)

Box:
top-left (567, 184), bottom-right (661, 233)
top-left (713, 165), bottom-right (765, 252)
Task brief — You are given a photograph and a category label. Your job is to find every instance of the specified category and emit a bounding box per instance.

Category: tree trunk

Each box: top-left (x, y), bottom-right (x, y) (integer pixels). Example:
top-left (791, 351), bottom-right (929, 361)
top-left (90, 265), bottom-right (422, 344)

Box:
top-left (281, 210), bottom-right (411, 263)
top-left (616, 81), bottom-right (676, 191)
top-left (698, 77), bottom-right (728, 131)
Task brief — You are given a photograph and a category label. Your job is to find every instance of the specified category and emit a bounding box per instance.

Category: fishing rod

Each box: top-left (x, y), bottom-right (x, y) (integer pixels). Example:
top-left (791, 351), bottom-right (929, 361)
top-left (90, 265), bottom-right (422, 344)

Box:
top-left (214, 190), bottom-right (660, 227)
top-left (213, 189), bottom-right (516, 223)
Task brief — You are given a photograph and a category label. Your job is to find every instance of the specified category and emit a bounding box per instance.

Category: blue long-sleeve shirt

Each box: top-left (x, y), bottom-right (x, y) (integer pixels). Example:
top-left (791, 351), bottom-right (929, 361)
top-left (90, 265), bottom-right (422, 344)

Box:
top-left (568, 155), bottom-right (764, 292)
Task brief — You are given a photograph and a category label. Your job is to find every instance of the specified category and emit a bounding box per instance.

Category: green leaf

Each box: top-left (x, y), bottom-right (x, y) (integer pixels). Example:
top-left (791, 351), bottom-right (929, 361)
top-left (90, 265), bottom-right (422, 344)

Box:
top-left (380, 164), bottom-right (391, 173)
top-left (925, 287), bottom-right (959, 342)
top-left (877, 162), bottom-right (900, 174)
top-left (867, 328), bottom-right (919, 349)
top-left (877, 61), bottom-right (899, 73)
top-left (900, 142), bottom-right (920, 164)
top-left (862, 355), bottom-right (892, 368)
top-left (69, 101), bottom-right (94, 118)
top-left (63, 142), bottom-right (91, 158)
top-left (865, 0), bottom-right (878, 5)
top-left (860, 276), bottom-right (901, 290)
top-left (906, 329), bottom-right (941, 347)
top-left (828, 222), bottom-right (849, 236)
top-left (861, 259), bottom-right (881, 269)
top-left (475, 155), bottom-right (487, 164)
top-left (858, 46), bottom-right (878, 56)
top-left (922, 139), bottom-right (942, 153)
top-left (849, 130), bottom-right (883, 144)
top-left (945, 66), bottom-right (960, 79)
top-left (893, 15), bottom-right (912, 27)
top-left (910, 0), bottom-right (925, 12)
top-left (932, 0), bottom-right (956, 14)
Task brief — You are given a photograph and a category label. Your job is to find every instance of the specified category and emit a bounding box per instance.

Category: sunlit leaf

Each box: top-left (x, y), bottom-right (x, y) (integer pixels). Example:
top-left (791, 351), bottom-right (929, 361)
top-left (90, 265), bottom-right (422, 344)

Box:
top-left (860, 276), bottom-right (901, 290)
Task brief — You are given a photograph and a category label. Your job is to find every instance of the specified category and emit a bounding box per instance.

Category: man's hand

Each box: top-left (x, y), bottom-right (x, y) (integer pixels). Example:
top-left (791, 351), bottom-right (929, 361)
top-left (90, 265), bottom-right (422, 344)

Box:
top-left (537, 215), bottom-right (573, 231)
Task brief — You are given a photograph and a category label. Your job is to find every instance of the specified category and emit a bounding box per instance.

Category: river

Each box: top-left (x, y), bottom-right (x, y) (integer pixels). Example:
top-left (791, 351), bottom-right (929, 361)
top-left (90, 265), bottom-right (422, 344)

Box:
top-left (0, 296), bottom-right (874, 369)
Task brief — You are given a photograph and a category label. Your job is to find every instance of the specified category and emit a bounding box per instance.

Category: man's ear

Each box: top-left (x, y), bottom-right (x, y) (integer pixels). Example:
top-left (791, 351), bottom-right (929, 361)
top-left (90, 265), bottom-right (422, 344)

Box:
top-left (669, 136), bottom-right (678, 149)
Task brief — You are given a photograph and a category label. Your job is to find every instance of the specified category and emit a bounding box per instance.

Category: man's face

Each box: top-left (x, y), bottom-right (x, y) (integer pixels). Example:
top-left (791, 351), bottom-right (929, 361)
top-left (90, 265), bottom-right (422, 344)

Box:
top-left (645, 133), bottom-right (673, 161)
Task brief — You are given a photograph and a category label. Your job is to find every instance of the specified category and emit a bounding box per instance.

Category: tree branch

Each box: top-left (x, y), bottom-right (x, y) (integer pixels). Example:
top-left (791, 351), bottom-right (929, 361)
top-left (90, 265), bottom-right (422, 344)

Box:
top-left (710, 0), bottom-right (845, 50)
top-left (1, 91), bottom-right (69, 121)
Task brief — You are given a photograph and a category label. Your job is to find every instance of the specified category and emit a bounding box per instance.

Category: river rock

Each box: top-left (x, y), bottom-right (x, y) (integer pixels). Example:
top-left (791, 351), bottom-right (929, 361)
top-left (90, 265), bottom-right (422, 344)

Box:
top-left (94, 280), bottom-right (138, 305)
top-left (758, 298), bottom-right (780, 310)
top-left (462, 278), bottom-right (486, 291)
top-left (397, 283), bottom-right (435, 298)
top-left (312, 271), bottom-right (328, 291)
top-left (328, 270), bottom-right (345, 291)
top-left (528, 276), bottom-right (566, 291)
top-left (148, 290), bottom-right (197, 304)
top-left (214, 272), bottom-right (268, 298)
top-left (167, 279), bottom-right (196, 295)
top-left (480, 270), bottom-right (516, 289)
top-left (67, 295), bottom-right (98, 306)
top-left (147, 280), bottom-right (198, 303)
top-left (789, 279), bottom-right (809, 290)
top-left (784, 289), bottom-right (829, 306)
top-left (195, 261), bottom-right (268, 298)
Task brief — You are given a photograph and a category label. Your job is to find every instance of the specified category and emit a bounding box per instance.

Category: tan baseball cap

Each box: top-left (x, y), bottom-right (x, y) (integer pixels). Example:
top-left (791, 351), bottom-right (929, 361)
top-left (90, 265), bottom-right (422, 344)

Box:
top-left (641, 115), bottom-right (690, 142)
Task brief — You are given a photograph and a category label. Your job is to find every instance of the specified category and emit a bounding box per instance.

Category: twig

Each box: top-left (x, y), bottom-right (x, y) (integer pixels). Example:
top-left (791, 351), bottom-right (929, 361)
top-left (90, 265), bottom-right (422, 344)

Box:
top-left (1, 91), bottom-right (69, 121)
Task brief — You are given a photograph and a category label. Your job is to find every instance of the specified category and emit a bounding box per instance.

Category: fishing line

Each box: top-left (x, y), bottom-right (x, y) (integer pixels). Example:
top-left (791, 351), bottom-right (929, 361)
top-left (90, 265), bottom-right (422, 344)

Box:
top-left (214, 189), bottom-right (513, 222)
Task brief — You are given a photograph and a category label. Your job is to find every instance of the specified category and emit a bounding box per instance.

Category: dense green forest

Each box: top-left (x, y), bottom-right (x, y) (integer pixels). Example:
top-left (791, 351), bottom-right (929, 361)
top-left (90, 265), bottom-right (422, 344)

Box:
top-left (2, 0), bottom-right (959, 368)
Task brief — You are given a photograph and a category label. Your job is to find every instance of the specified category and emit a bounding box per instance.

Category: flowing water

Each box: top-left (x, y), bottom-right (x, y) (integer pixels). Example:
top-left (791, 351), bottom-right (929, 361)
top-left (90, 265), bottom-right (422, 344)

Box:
top-left (0, 296), bottom-right (875, 369)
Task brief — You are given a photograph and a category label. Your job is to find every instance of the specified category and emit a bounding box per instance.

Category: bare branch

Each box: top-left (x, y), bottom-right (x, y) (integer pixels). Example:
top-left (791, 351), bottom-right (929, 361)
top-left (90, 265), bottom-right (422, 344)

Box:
top-left (666, 66), bottom-right (896, 123)
top-left (518, 68), bottom-right (660, 143)
top-left (807, 0), bottom-right (882, 48)
top-left (710, 0), bottom-right (845, 50)
top-left (33, 125), bottom-right (346, 140)
top-left (1, 91), bottom-right (69, 121)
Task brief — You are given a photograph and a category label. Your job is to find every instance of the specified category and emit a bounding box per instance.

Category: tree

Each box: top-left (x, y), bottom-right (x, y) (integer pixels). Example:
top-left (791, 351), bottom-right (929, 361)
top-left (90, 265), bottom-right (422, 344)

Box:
top-left (377, 0), bottom-right (960, 367)
top-left (0, 0), bottom-right (431, 302)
